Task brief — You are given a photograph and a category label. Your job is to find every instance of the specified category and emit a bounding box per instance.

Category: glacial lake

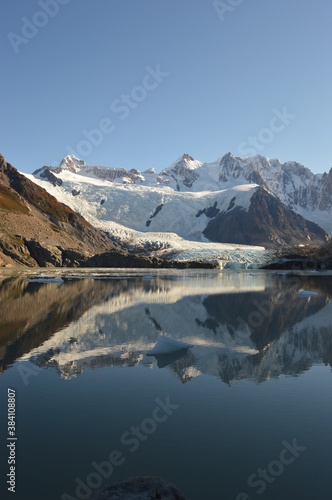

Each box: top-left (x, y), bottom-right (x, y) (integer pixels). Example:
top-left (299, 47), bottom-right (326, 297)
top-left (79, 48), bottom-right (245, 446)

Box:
top-left (0, 269), bottom-right (332, 500)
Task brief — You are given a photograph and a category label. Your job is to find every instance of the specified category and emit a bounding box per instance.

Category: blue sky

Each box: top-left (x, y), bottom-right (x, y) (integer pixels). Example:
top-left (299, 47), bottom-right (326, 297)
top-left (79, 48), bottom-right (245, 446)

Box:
top-left (1, 0), bottom-right (332, 174)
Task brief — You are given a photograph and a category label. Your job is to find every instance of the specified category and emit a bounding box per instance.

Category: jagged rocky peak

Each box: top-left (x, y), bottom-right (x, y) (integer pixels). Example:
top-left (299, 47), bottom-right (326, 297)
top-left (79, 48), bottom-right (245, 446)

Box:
top-left (218, 152), bottom-right (243, 181)
top-left (37, 154), bottom-right (145, 186)
top-left (325, 167), bottom-right (332, 194)
top-left (32, 155), bottom-right (85, 177)
top-left (219, 151), bottom-right (242, 163)
top-left (281, 160), bottom-right (315, 185)
top-left (218, 153), bottom-right (318, 183)
top-left (181, 153), bottom-right (202, 169)
top-left (168, 153), bottom-right (202, 171)
top-left (143, 167), bottom-right (155, 174)
top-left (181, 153), bottom-right (196, 165)
top-left (219, 153), bottom-right (277, 179)
top-left (318, 167), bottom-right (332, 211)
top-left (219, 151), bottom-right (235, 163)
top-left (58, 155), bottom-right (86, 172)
top-left (163, 153), bottom-right (203, 189)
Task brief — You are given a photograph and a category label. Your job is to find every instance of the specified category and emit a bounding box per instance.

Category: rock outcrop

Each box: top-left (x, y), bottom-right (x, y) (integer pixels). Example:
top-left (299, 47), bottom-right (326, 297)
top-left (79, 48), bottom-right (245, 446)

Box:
top-left (262, 238), bottom-right (332, 269)
top-left (91, 476), bottom-right (187, 500)
top-left (85, 251), bottom-right (216, 269)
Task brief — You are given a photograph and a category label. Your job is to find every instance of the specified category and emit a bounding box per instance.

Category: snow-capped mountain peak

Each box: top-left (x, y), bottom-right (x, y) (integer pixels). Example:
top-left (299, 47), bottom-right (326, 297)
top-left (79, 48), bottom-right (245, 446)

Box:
top-left (217, 153), bottom-right (332, 226)
top-left (161, 153), bottom-right (203, 189)
top-left (166, 153), bottom-right (203, 171)
top-left (59, 155), bottom-right (86, 172)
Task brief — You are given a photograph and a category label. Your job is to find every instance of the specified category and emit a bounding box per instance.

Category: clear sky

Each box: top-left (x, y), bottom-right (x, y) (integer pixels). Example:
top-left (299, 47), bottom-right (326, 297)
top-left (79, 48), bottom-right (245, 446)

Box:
top-left (1, 0), bottom-right (331, 174)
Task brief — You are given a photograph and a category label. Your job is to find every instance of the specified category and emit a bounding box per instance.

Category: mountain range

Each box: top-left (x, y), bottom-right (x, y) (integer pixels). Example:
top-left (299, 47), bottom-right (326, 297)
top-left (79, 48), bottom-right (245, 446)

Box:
top-left (28, 152), bottom-right (331, 250)
top-left (2, 151), bottom-right (332, 268)
top-left (0, 154), bottom-right (213, 268)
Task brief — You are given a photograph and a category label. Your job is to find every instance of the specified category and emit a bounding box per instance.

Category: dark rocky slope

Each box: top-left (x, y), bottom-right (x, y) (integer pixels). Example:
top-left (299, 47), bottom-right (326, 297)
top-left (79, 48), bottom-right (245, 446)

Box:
top-left (203, 187), bottom-right (329, 248)
top-left (262, 238), bottom-right (332, 270)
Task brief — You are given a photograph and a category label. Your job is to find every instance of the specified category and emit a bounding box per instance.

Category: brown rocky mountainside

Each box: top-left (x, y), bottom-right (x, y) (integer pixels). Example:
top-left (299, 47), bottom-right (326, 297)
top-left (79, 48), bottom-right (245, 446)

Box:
top-left (0, 154), bottom-right (118, 267)
top-left (0, 154), bottom-right (215, 268)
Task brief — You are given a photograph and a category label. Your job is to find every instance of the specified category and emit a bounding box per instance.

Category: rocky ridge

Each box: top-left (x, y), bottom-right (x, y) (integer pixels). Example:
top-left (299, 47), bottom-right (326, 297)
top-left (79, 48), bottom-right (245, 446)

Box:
top-left (263, 238), bottom-right (332, 270)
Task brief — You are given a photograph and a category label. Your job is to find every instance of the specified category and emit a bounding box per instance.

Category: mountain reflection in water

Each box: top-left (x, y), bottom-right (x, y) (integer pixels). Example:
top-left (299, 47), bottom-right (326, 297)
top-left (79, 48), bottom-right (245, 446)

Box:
top-left (1, 271), bottom-right (332, 385)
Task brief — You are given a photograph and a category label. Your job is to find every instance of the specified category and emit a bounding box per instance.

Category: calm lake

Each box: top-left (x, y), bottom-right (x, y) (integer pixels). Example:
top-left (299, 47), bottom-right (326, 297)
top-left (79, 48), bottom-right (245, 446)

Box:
top-left (0, 269), bottom-right (332, 500)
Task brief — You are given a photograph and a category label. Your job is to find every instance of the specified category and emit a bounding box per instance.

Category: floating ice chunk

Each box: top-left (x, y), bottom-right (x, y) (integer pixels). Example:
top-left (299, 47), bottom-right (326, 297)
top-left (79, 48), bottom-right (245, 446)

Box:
top-left (297, 290), bottom-right (318, 297)
top-left (146, 334), bottom-right (193, 355)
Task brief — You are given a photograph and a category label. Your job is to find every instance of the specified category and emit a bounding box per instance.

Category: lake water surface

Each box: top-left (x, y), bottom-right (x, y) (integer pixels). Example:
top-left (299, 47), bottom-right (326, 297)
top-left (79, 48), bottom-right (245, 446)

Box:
top-left (1, 269), bottom-right (332, 500)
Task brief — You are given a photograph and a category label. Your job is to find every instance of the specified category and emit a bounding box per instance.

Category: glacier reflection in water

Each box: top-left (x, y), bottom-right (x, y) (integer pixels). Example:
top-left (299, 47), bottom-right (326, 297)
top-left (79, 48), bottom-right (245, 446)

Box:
top-left (0, 269), bottom-right (332, 500)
